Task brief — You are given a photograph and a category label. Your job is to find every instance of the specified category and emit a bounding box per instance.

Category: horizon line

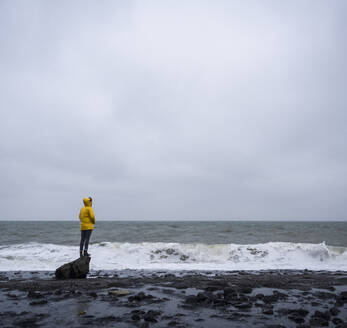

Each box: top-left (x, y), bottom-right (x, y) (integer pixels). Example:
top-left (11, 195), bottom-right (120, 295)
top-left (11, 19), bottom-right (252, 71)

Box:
top-left (0, 218), bottom-right (346, 222)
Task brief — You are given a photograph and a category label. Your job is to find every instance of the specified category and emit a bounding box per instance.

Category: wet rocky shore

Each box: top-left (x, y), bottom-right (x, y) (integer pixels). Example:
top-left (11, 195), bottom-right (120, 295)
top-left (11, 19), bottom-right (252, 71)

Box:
top-left (0, 270), bottom-right (347, 327)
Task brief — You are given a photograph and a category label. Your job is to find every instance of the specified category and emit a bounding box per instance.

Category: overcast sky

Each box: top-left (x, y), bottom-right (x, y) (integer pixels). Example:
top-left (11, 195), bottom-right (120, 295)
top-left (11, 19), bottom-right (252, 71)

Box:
top-left (0, 0), bottom-right (346, 220)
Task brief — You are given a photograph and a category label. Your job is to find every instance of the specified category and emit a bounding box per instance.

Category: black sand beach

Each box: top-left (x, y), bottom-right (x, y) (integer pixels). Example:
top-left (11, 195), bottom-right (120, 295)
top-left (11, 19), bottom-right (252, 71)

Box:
top-left (1, 270), bottom-right (347, 327)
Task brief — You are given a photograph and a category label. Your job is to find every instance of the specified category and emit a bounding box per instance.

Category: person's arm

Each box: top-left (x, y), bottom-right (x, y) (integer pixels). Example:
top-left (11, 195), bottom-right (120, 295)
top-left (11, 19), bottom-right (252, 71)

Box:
top-left (79, 209), bottom-right (82, 221)
top-left (89, 208), bottom-right (96, 224)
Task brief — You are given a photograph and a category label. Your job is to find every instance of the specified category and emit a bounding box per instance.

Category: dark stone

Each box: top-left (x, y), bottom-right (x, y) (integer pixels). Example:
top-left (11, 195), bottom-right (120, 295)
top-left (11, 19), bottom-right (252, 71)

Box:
top-left (129, 292), bottom-right (154, 302)
top-left (263, 295), bottom-right (277, 303)
top-left (212, 299), bottom-right (227, 306)
top-left (311, 301), bottom-right (321, 306)
top-left (196, 292), bottom-right (214, 303)
top-left (313, 291), bottom-right (337, 299)
top-left (263, 308), bottom-right (274, 315)
top-left (131, 314), bottom-right (141, 321)
top-left (239, 287), bottom-right (252, 294)
top-left (337, 291), bottom-right (347, 304)
top-left (184, 295), bottom-right (198, 304)
top-left (288, 315), bottom-right (305, 324)
top-left (224, 287), bottom-right (238, 298)
top-left (205, 286), bottom-right (221, 292)
top-left (288, 309), bottom-right (309, 317)
top-left (144, 310), bottom-right (161, 322)
top-left (332, 318), bottom-right (343, 325)
top-left (88, 292), bottom-right (97, 298)
top-left (339, 291), bottom-right (347, 300)
top-left (55, 256), bottom-right (90, 279)
top-left (27, 291), bottom-right (43, 299)
top-left (29, 300), bottom-right (48, 306)
top-left (309, 317), bottom-right (329, 327)
top-left (237, 294), bottom-right (249, 302)
top-left (273, 290), bottom-right (287, 299)
top-left (329, 307), bottom-right (339, 316)
top-left (312, 310), bottom-right (331, 321)
top-left (234, 302), bottom-right (252, 309)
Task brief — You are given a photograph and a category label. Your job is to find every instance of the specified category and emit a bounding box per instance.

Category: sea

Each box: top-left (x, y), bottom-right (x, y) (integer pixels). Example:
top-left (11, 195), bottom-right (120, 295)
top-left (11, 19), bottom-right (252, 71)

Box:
top-left (0, 220), bottom-right (346, 272)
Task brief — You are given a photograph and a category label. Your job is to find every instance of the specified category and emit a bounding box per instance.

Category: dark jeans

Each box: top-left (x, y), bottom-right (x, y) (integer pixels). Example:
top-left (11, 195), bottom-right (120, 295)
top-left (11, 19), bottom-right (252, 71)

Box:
top-left (80, 230), bottom-right (92, 252)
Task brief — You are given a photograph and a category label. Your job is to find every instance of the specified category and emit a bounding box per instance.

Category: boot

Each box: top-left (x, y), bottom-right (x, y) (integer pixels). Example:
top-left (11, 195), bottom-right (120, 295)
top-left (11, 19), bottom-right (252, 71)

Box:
top-left (80, 250), bottom-right (83, 258)
top-left (83, 249), bottom-right (90, 257)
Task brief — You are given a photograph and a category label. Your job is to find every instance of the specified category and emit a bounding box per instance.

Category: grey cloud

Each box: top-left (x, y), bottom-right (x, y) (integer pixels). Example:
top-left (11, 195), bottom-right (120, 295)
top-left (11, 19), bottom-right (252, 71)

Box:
top-left (0, 0), bottom-right (346, 220)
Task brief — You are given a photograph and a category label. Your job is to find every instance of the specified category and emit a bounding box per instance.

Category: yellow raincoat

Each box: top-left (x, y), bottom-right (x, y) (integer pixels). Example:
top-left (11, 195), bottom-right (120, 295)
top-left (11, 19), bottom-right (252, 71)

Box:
top-left (79, 198), bottom-right (95, 230)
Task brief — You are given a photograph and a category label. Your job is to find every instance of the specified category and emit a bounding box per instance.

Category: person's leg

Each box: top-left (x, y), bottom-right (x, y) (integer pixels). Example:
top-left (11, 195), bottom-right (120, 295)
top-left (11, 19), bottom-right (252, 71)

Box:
top-left (80, 230), bottom-right (86, 257)
top-left (83, 230), bottom-right (92, 255)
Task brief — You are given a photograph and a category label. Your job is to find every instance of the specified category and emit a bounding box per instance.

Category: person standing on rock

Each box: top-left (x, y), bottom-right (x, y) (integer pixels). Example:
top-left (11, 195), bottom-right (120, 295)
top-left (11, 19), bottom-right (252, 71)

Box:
top-left (79, 197), bottom-right (95, 257)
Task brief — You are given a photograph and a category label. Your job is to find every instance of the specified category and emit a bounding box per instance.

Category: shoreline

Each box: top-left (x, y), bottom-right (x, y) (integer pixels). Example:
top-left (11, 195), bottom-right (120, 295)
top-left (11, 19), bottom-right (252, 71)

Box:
top-left (1, 270), bottom-right (346, 327)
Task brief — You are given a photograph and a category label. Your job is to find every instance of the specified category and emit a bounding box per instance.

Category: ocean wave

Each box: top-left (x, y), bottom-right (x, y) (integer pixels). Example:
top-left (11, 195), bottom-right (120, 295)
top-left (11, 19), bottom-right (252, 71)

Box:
top-left (0, 241), bottom-right (346, 271)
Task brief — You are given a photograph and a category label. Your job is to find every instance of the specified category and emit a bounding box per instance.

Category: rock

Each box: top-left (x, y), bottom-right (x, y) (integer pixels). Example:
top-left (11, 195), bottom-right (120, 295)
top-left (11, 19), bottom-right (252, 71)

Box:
top-left (309, 317), bottom-right (329, 327)
top-left (263, 308), bottom-right (274, 315)
top-left (108, 289), bottom-right (130, 296)
top-left (309, 311), bottom-right (331, 327)
top-left (337, 291), bottom-right (347, 304)
top-left (131, 314), bottom-right (141, 321)
top-left (197, 292), bottom-right (214, 303)
top-left (224, 287), bottom-right (237, 297)
top-left (329, 307), bottom-right (339, 316)
top-left (288, 309), bottom-right (309, 317)
top-left (27, 291), bottom-right (43, 299)
top-left (29, 299), bottom-right (47, 306)
top-left (184, 295), bottom-right (198, 304)
top-left (239, 287), bottom-right (252, 294)
top-left (332, 318), bottom-right (343, 325)
top-left (205, 286), bottom-right (221, 292)
top-left (288, 315), bottom-right (305, 324)
top-left (262, 291), bottom-right (286, 303)
top-left (128, 292), bottom-right (153, 302)
top-left (144, 310), bottom-right (161, 322)
top-left (55, 256), bottom-right (90, 279)
top-left (233, 302), bottom-right (252, 309)
top-left (313, 291), bottom-right (337, 299)
top-left (312, 310), bottom-right (331, 321)
top-left (311, 301), bottom-right (321, 306)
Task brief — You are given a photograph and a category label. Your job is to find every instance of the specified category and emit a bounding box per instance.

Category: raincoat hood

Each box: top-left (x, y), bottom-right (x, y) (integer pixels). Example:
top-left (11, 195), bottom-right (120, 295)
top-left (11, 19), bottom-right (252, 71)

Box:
top-left (79, 197), bottom-right (95, 230)
top-left (83, 198), bottom-right (92, 207)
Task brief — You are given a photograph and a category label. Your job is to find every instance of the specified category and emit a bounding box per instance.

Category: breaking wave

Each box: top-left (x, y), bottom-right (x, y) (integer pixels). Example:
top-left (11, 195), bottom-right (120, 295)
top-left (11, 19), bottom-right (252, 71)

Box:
top-left (0, 241), bottom-right (346, 271)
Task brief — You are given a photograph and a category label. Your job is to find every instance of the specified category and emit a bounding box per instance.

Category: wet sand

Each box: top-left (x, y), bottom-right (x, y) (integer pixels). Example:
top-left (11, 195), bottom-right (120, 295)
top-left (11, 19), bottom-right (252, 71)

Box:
top-left (0, 270), bottom-right (347, 327)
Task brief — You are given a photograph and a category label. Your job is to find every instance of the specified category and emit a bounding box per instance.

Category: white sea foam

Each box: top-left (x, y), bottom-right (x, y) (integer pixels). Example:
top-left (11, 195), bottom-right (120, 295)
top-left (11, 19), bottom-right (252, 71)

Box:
top-left (0, 241), bottom-right (346, 271)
